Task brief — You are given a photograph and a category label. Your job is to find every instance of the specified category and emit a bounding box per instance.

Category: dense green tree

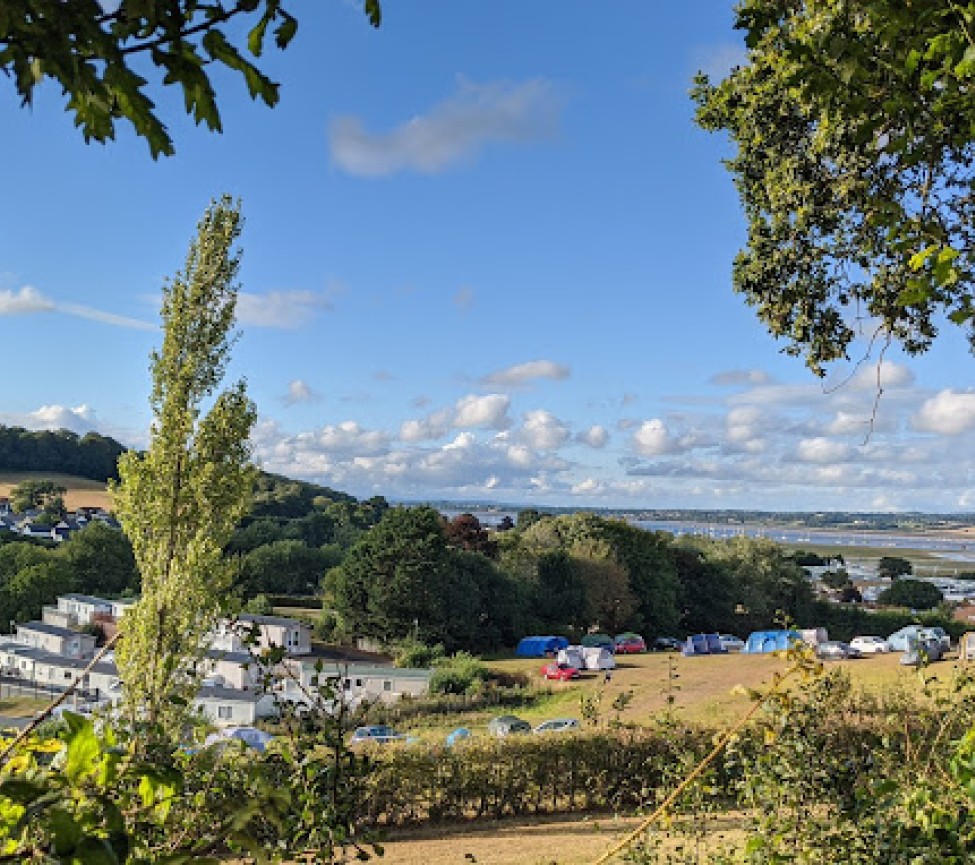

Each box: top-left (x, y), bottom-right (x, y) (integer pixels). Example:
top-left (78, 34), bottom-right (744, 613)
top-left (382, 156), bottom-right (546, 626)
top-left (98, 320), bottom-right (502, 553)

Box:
top-left (533, 550), bottom-right (588, 634)
top-left (878, 578), bottom-right (943, 610)
top-left (331, 506), bottom-right (452, 646)
top-left (694, 0), bottom-right (975, 372)
top-left (701, 536), bottom-right (815, 632)
top-left (2, 0), bottom-right (381, 158)
top-left (821, 568), bottom-right (853, 591)
top-left (878, 555), bottom-right (913, 580)
top-left (239, 539), bottom-right (338, 596)
top-left (673, 545), bottom-right (737, 635)
top-left (113, 196), bottom-right (257, 736)
top-left (0, 559), bottom-right (74, 628)
top-left (10, 479), bottom-right (66, 514)
top-left (59, 521), bottom-right (139, 597)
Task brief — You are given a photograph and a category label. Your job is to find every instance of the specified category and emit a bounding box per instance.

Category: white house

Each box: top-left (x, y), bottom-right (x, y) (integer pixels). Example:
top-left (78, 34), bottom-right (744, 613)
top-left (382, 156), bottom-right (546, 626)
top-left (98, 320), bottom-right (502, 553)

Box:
top-left (277, 656), bottom-right (431, 710)
top-left (194, 685), bottom-right (277, 727)
top-left (201, 649), bottom-right (263, 691)
top-left (56, 594), bottom-right (114, 626)
top-left (210, 614), bottom-right (312, 657)
top-left (14, 622), bottom-right (96, 659)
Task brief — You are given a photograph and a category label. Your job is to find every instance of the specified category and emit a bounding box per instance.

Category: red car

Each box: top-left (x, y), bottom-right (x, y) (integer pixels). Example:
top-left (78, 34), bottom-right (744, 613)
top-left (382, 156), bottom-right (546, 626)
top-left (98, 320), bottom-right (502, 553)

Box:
top-left (614, 634), bottom-right (647, 654)
top-left (540, 662), bottom-right (580, 681)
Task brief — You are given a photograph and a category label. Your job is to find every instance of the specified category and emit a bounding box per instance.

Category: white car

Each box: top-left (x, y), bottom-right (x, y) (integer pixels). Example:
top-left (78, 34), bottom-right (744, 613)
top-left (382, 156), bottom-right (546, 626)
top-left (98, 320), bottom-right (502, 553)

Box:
top-left (533, 718), bottom-right (580, 734)
top-left (849, 636), bottom-right (892, 655)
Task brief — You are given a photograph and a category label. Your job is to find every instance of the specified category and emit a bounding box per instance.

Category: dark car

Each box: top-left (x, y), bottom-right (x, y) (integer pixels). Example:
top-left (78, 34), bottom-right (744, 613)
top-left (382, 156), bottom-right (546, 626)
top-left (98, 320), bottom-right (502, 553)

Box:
top-left (651, 636), bottom-right (682, 652)
top-left (816, 640), bottom-right (863, 660)
top-left (349, 725), bottom-right (405, 745)
top-left (487, 714), bottom-right (532, 737)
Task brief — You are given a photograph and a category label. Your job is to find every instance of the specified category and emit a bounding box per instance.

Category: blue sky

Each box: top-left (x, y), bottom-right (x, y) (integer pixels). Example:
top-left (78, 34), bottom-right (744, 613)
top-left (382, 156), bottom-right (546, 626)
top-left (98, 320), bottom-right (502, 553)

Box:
top-left (2, 1), bottom-right (975, 512)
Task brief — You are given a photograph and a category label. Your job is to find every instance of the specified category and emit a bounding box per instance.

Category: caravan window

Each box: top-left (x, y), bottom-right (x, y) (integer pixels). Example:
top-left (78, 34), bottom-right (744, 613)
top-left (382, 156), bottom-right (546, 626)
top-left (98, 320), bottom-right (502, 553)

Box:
top-left (217, 706), bottom-right (233, 720)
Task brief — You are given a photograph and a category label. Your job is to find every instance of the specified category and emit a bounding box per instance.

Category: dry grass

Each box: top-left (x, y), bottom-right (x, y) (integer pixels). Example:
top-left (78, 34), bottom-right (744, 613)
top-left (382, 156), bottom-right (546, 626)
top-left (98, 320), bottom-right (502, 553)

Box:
top-left (0, 473), bottom-right (113, 511)
top-left (379, 812), bottom-right (746, 865)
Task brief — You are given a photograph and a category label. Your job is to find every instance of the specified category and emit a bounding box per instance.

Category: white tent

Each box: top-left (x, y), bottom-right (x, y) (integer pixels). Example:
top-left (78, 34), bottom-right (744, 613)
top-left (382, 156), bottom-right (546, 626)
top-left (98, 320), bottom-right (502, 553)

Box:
top-left (557, 646), bottom-right (585, 669)
top-left (581, 646), bottom-right (616, 671)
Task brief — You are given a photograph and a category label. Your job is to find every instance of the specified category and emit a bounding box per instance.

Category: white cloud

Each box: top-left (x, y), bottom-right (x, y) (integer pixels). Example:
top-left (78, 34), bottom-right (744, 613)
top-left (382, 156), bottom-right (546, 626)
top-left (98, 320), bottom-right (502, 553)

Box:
top-left (521, 410), bottom-right (570, 450)
top-left (297, 421), bottom-right (389, 456)
top-left (399, 408), bottom-right (453, 442)
top-left (283, 379), bottom-right (318, 405)
top-left (237, 290), bottom-right (332, 329)
top-left (482, 359), bottom-right (571, 387)
top-left (914, 389), bottom-right (975, 435)
top-left (847, 360), bottom-right (915, 392)
top-left (0, 285), bottom-right (153, 329)
top-left (454, 393), bottom-right (511, 429)
top-left (28, 404), bottom-right (98, 435)
top-left (633, 419), bottom-right (681, 456)
top-left (578, 425), bottom-right (609, 448)
top-left (794, 437), bottom-right (852, 463)
top-left (710, 369), bottom-right (772, 387)
top-left (0, 286), bottom-right (54, 315)
top-left (572, 477), bottom-right (604, 495)
top-left (329, 78), bottom-right (562, 177)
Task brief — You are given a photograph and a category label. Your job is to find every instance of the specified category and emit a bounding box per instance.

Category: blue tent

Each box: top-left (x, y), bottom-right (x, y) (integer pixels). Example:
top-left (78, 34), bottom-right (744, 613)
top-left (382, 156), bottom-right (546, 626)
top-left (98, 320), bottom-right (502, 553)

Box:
top-left (682, 633), bottom-right (727, 656)
top-left (516, 635), bottom-right (570, 657)
top-left (743, 630), bottom-right (802, 654)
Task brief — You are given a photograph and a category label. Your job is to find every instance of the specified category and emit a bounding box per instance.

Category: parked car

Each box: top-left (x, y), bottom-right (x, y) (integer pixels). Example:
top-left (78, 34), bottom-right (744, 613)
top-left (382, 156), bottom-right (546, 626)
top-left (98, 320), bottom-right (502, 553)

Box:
top-left (541, 662), bottom-right (580, 681)
top-left (718, 634), bottom-right (745, 652)
top-left (816, 641), bottom-right (863, 660)
top-left (614, 633), bottom-right (647, 654)
top-left (533, 718), bottom-right (581, 734)
top-left (651, 636), bottom-right (682, 652)
top-left (901, 637), bottom-right (944, 666)
top-left (349, 725), bottom-right (404, 745)
top-left (488, 715), bottom-right (532, 737)
top-left (849, 635), bottom-right (892, 655)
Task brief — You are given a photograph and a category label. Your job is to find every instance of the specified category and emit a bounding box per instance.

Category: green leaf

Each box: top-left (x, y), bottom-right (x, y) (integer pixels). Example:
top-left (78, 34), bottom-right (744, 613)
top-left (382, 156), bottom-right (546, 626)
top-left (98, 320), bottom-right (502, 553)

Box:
top-left (65, 723), bottom-right (100, 784)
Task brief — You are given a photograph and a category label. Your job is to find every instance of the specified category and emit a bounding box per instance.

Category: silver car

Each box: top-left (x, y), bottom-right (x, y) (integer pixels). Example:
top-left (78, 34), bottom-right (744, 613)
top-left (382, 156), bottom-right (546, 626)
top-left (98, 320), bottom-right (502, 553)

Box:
top-left (533, 718), bottom-right (581, 734)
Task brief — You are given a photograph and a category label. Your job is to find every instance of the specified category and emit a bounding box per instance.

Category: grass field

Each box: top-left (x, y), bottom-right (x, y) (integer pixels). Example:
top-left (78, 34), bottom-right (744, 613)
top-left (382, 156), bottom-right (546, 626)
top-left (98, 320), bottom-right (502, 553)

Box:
top-left (379, 650), bottom-right (939, 863)
top-left (394, 649), bottom-right (932, 738)
top-left (0, 473), bottom-right (113, 511)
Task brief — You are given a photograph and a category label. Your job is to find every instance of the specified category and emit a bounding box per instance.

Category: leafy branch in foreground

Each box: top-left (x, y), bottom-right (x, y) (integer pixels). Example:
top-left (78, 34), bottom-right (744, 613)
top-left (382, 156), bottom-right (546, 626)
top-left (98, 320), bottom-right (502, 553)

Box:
top-left (694, 0), bottom-right (975, 374)
top-left (0, 0), bottom-right (382, 157)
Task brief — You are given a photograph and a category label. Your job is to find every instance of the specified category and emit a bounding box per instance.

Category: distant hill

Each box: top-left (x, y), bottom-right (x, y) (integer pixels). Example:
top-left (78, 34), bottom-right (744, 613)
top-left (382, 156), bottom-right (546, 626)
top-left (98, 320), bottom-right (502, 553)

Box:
top-left (0, 425), bottom-right (125, 482)
top-left (0, 424), bottom-right (357, 515)
top-left (0, 472), bottom-right (114, 511)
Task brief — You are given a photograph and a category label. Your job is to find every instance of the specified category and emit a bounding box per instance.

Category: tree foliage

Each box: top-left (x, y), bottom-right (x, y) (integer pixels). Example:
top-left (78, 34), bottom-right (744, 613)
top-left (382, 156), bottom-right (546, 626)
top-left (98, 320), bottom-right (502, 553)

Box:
top-left (694, 0), bottom-right (975, 373)
top-left (113, 196), bottom-right (257, 734)
top-left (878, 576), bottom-right (943, 609)
top-left (877, 554), bottom-right (913, 579)
top-left (1, 0), bottom-right (382, 158)
top-left (0, 426), bottom-right (125, 481)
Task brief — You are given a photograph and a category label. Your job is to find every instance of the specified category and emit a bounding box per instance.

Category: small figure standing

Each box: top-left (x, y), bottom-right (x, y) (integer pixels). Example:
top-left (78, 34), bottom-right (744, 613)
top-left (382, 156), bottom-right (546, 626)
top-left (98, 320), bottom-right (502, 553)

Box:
top-left (604, 669), bottom-right (612, 685)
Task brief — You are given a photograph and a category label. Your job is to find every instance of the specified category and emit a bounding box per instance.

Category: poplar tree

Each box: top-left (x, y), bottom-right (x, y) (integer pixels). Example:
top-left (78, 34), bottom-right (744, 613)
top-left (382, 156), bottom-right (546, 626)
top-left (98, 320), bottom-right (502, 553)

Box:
top-left (113, 196), bottom-right (257, 735)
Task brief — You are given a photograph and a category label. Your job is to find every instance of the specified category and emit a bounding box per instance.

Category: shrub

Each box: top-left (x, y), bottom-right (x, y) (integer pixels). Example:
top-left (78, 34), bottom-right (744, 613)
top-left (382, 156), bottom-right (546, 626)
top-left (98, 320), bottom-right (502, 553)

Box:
top-left (429, 651), bottom-right (489, 695)
top-left (394, 638), bottom-right (445, 669)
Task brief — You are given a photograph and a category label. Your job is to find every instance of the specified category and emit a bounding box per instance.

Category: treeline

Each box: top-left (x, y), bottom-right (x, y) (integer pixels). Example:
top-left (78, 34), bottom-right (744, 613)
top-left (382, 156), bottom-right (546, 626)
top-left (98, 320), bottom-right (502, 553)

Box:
top-left (0, 426), bottom-right (126, 482)
top-left (319, 508), bottom-right (823, 652)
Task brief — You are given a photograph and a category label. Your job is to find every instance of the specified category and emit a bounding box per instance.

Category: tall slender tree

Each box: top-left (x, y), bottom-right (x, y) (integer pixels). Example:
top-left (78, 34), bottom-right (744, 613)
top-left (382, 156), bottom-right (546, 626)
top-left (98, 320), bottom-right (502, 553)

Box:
top-left (113, 196), bottom-right (257, 736)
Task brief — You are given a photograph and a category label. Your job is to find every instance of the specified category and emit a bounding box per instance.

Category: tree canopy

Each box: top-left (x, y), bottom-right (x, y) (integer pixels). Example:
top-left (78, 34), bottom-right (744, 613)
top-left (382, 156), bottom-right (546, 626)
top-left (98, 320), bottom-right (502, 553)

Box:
top-left (878, 577), bottom-right (943, 610)
top-left (1, 0), bottom-right (381, 158)
top-left (694, 0), bottom-right (975, 373)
